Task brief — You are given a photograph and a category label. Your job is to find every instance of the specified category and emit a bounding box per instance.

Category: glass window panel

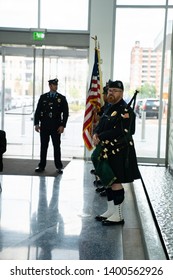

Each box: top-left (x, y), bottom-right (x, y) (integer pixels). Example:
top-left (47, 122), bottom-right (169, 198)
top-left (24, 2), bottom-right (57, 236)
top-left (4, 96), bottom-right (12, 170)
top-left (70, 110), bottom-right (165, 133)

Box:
top-left (1, 46), bottom-right (87, 159)
top-left (117, 0), bottom-right (166, 4)
top-left (0, 0), bottom-right (38, 28)
top-left (0, 54), bottom-right (2, 127)
top-left (2, 48), bottom-right (34, 157)
top-left (114, 9), bottom-right (165, 81)
top-left (114, 8), bottom-right (166, 159)
top-left (41, 0), bottom-right (89, 30)
top-left (168, 11), bottom-right (173, 166)
top-left (169, 0), bottom-right (173, 4)
top-left (162, 9), bottom-right (173, 160)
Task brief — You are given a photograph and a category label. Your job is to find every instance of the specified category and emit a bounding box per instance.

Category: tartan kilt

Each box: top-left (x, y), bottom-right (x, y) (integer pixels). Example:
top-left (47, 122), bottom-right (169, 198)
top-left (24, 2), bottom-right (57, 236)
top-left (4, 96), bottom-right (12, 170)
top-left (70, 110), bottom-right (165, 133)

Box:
top-left (91, 143), bottom-right (141, 185)
top-left (91, 144), bottom-right (117, 186)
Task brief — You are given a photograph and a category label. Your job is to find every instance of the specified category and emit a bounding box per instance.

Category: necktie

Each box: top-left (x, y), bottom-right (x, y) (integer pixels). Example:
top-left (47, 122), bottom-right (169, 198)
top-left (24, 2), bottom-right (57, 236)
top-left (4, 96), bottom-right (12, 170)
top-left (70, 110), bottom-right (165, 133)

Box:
top-left (50, 92), bottom-right (55, 98)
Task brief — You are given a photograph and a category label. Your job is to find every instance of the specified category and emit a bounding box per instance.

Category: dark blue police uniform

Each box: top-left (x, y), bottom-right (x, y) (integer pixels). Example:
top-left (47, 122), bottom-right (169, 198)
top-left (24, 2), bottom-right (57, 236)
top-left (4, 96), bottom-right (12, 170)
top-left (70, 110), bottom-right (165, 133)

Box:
top-left (34, 78), bottom-right (69, 173)
top-left (0, 130), bottom-right (6, 172)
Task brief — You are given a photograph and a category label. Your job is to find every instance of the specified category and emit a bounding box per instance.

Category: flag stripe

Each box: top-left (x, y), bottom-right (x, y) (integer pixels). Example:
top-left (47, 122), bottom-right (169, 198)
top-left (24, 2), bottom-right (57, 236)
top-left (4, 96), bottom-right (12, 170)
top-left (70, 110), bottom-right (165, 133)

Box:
top-left (83, 47), bottom-right (102, 151)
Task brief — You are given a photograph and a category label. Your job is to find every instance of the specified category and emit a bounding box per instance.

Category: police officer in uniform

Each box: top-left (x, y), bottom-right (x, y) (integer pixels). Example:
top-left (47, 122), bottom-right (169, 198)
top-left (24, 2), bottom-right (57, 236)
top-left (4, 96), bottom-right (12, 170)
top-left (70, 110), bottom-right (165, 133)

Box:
top-left (0, 130), bottom-right (7, 173)
top-left (34, 78), bottom-right (69, 174)
top-left (0, 130), bottom-right (7, 192)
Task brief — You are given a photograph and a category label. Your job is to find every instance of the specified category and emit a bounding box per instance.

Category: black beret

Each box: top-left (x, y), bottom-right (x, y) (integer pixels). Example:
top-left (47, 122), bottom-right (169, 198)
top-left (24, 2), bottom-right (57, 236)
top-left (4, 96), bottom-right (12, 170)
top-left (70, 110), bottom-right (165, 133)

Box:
top-left (48, 78), bottom-right (58, 85)
top-left (102, 86), bottom-right (108, 95)
top-left (108, 80), bottom-right (124, 91)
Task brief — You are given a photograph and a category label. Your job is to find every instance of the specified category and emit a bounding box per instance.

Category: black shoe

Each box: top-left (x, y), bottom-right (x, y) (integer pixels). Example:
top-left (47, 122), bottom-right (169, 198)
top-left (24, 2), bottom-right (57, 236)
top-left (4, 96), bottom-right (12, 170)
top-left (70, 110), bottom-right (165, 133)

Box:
top-left (95, 215), bottom-right (107, 221)
top-left (90, 169), bottom-right (96, 175)
top-left (57, 169), bottom-right (63, 174)
top-left (95, 187), bottom-right (105, 193)
top-left (93, 180), bottom-right (102, 187)
top-left (100, 190), bottom-right (106, 196)
top-left (102, 219), bottom-right (125, 226)
top-left (35, 167), bottom-right (45, 173)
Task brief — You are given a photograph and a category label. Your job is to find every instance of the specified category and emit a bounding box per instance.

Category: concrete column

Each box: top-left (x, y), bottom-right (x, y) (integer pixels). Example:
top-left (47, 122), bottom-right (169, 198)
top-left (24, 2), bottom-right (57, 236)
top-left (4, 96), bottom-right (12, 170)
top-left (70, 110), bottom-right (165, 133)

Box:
top-left (89, 0), bottom-right (115, 85)
top-left (85, 0), bottom-right (115, 159)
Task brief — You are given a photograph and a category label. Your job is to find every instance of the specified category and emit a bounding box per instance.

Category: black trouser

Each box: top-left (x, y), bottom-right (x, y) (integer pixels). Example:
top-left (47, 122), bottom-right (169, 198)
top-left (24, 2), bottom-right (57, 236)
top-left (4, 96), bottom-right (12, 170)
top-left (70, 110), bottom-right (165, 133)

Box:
top-left (0, 154), bottom-right (3, 172)
top-left (39, 128), bottom-right (62, 169)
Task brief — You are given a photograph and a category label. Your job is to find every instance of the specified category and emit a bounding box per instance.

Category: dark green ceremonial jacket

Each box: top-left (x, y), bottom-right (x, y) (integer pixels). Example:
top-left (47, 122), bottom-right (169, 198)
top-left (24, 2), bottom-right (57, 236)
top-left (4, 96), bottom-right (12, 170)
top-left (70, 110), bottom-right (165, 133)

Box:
top-left (92, 99), bottom-right (141, 184)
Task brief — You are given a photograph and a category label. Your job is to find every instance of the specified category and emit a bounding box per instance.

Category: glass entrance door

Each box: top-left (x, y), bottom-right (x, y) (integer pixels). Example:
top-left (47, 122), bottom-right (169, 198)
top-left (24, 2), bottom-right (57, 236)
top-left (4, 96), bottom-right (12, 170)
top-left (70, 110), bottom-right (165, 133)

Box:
top-left (0, 45), bottom-right (87, 159)
top-left (0, 46), bottom-right (35, 158)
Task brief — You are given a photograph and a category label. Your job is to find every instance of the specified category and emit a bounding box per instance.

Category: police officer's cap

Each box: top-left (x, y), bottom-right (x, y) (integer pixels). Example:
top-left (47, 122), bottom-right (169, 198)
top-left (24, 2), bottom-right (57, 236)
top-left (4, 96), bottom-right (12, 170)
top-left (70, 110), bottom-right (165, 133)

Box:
top-left (109, 80), bottom-right (124, 91)
top-left (48, 78), bottom-right (58, 85)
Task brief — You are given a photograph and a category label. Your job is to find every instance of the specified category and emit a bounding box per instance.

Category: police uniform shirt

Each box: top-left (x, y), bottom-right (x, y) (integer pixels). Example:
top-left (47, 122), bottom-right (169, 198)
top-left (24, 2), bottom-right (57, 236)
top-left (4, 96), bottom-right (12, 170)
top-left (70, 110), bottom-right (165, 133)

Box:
top-left (34, 91), bottom-right (69, 129)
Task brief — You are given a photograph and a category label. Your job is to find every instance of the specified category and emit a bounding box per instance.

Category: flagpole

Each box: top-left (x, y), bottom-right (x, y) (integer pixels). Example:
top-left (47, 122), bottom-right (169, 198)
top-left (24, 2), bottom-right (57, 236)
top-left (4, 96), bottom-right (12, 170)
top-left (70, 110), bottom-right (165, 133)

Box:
top-left (98, 41), bottom-right (104, 106)
top-left (91, 35), bottom-right (97, 49)
top-left (91, 36), bottom-right (103, 105)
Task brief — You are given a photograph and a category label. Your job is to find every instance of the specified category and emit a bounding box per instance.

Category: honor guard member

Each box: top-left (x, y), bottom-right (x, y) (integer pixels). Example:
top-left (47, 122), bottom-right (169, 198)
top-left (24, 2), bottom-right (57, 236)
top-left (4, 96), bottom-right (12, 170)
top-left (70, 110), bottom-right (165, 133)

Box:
top-left (91, 80), bottom-right (141, 225)
top-left (34, 78), bottom-right (69, 174)
top-left (92, 84), bottom-right (111, 195)
top-left (0, 130), bottom-right (7, 192)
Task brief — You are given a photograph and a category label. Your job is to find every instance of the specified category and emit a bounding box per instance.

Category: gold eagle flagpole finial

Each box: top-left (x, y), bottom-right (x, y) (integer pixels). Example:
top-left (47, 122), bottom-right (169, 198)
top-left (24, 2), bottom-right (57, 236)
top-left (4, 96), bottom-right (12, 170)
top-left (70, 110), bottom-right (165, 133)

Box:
top-left (91, 35), bottom-right (98, 49)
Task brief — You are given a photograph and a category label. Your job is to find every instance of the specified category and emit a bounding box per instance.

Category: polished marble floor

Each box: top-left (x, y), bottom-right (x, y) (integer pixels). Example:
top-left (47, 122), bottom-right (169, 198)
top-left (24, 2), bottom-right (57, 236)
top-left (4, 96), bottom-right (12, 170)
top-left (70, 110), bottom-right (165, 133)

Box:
top-left (138, 166), bottom-right (173, 260)
top-left (0, 160), bottom-right (145, 260)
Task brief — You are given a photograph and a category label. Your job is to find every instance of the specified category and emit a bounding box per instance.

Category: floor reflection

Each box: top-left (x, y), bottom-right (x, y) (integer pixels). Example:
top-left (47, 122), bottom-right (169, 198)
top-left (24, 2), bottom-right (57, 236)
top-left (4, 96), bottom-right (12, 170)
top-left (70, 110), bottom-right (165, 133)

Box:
top-left (30, 177), bottom-right (64, 260)
top-left (0, 160), bottom-right (139, 260)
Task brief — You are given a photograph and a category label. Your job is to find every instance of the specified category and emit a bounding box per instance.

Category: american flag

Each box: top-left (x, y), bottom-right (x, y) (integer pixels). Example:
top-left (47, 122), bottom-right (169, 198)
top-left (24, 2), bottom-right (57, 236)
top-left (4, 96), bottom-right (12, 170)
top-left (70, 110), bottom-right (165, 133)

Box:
top-left (82, 48), bottom-right (102, 150)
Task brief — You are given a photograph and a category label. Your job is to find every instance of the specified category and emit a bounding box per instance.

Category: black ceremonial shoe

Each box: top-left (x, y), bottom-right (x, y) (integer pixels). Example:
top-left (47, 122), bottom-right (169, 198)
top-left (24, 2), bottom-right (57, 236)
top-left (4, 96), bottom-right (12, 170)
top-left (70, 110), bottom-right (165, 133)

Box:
top-left (95, 215), bottom-right (107, 222)
top-left (100, 190), bottom-right (106, 197)
top-left (57, 169), bottom-right (63, 174)
top-left (95, 187), bottom-right (105, 193)
top-left (90, 169), bottom-right (96, 175)
top-left (93, 180), bottom-right (102, 187)
top-left (102, 219), bottom-right (125, 226)
top-left (35, 166), bottom-right (45, 173)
